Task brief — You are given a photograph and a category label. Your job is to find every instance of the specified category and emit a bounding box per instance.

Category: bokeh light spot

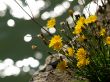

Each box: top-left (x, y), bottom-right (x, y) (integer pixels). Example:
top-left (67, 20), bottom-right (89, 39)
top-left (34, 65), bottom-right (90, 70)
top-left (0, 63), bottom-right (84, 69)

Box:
top-left (7, 19), bottom-right (15, 27)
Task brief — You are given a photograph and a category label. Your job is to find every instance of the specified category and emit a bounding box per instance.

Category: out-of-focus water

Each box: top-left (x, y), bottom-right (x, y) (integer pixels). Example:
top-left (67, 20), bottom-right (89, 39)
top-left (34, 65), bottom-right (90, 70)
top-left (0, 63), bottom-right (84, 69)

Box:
top-left (0, 13), bottom-right (47, 82)
top-left (0, 4), bottom-right (68, 82)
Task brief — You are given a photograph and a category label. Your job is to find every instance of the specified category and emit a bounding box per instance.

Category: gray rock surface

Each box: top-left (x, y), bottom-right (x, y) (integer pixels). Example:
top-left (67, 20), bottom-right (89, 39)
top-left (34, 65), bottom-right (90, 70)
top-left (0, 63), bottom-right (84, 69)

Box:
top-left (29, 54), bottom-right (76, 82)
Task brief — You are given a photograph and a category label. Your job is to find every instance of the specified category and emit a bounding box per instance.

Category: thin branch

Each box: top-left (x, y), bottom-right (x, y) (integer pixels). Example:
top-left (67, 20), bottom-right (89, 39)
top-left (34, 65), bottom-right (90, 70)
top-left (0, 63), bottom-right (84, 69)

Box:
top-left (25, 0), bottom-right (34, 19)
top-left (101, 0), bottom-right (104, 6)
top-left (15, 0), bottom-right (52, 36)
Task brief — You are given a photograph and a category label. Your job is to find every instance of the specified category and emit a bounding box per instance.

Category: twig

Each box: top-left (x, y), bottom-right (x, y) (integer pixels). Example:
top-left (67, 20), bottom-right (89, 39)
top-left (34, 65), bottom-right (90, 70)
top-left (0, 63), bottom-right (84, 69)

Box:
top-left (15, 0), bottom-right (52, 36)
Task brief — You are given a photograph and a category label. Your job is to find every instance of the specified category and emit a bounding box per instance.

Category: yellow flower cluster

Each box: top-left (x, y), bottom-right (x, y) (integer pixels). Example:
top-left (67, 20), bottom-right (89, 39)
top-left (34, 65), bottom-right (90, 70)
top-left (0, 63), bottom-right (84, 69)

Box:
top-left (67, 47), bottom-right (74, 57)
top-left (49, 35), bottom-right (63, 50)
top-left (47, 18), bottom-right (56, 28)
top-left (106, 36), bottom-right (110, 45)
top-left (73, 15), bottom-right (97, 34)
top-left (57, 59), bottom-right (67, 71)
top-left (76, 48), bottom-right (90, 68)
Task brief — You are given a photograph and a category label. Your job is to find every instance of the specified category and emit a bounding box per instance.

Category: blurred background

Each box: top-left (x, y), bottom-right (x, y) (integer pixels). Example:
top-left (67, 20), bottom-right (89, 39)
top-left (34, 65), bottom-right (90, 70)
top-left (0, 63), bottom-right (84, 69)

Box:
top-left (0, 0), bottom-right (99, 82)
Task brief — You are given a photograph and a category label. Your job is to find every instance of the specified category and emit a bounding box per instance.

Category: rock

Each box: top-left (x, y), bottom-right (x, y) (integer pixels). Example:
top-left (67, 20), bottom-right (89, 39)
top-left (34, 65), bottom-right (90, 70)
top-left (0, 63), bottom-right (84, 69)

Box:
top-left (30, 53), bottom-right (88, 82)
top-left (30, 69), bottom-right (76, 82)
top-left (29, 54), bottom-right (77, 82)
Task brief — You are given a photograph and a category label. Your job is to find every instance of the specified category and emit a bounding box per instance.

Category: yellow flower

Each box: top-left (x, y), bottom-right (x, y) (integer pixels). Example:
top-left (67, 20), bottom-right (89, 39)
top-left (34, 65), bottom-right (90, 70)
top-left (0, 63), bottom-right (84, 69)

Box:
top-left (73, 17), bottom-right (85, 34)
top-left (47, 18), bottom-right (56, 28)
top-left (76, 48), bottom-right (90, 68)
top-left (76, 16), bottom-right (85, 25)
top-left (67, 47), bottom-right (74, 57)
top-left (85, 15), bottom-right (97, 24)
top-left (89, 15), bottom-right (97, 22)
top-left (76, 48), bottom-right (86, 60)
top-left (106, 36), bottom-right (110, 45)
top-left (77, 58), bottom-right (90, 68)
top-left (76, 35), bottom-right (86, 42)
top-left (99, 28), bottom-right (106, 36)
top-left (73, 25), bottom-right (82, 34)
top-left (52, 42), bottom-right (63, 51)
top-left (49, 35), bottom-right (63, 50)
top-left (57, 59), bottom-right (67, 70)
